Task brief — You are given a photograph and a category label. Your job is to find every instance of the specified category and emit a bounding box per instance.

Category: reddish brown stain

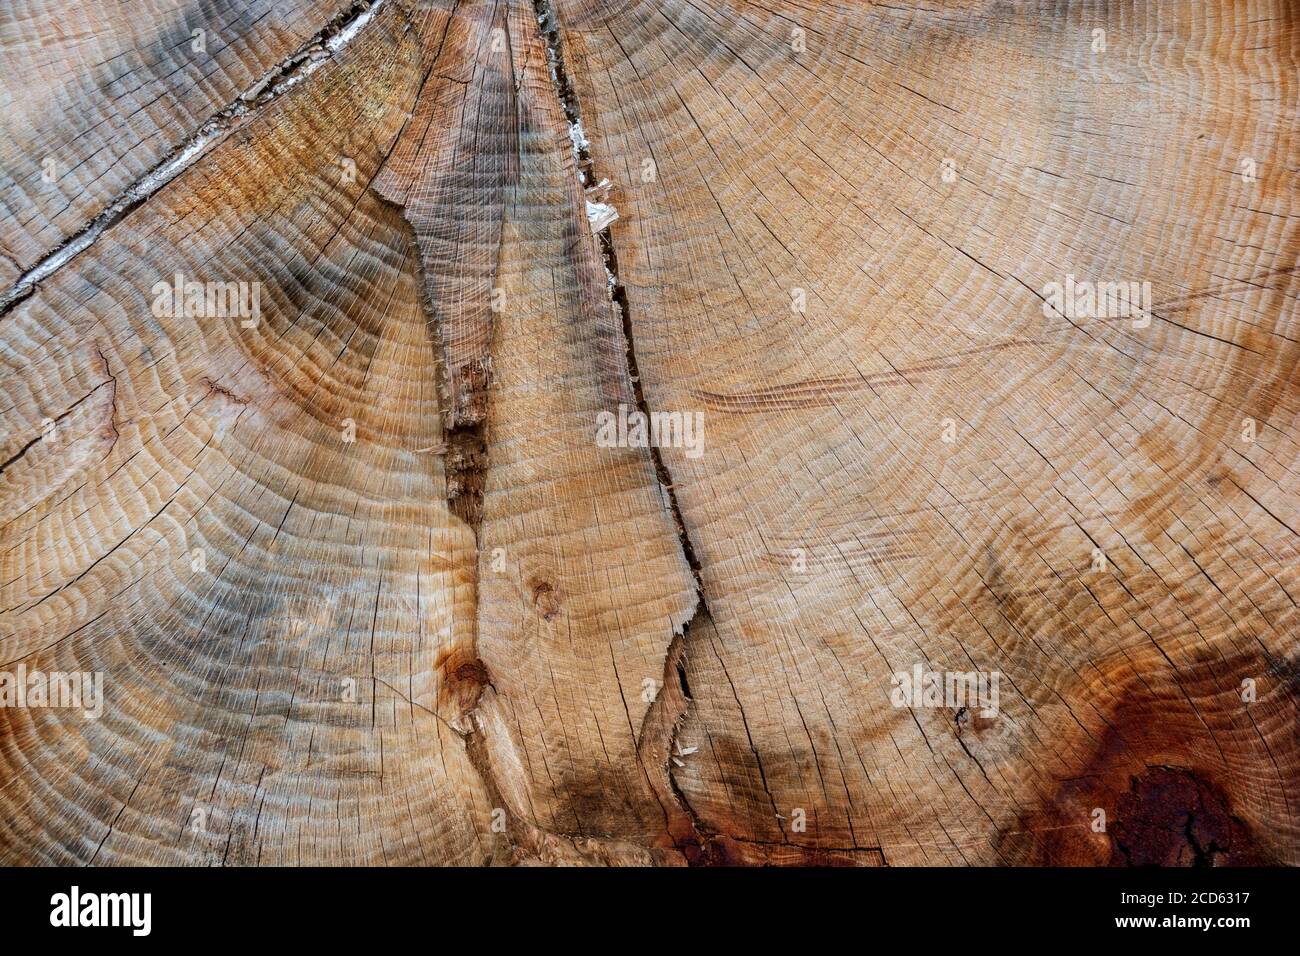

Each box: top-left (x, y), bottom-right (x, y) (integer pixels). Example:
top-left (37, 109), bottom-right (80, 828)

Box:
top-left (454, 659), bottom-right (492, 687)
top-left (435, 646), bottom-right (493, 718)
top-left (1004, 650), bottom-right (1295, 865)
top-left (1109, 766), bottom-right (1262, 866)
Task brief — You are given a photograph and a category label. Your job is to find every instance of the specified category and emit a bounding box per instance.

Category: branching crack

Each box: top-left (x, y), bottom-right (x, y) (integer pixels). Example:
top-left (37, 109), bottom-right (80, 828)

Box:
top-left (0, 373), bottom-right (116, 478)
top-left (0, 0), bottom-right (390, 318)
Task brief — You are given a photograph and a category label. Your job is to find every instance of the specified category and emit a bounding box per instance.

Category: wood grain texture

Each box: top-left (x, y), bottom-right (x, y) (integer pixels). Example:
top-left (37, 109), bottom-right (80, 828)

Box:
top-left (553, 0), bottom-right (1300, 864)
top-left (0, 0), bottom-right (357, 288)
top-left (1, 0), bottom-right (494, 865)
top-left (0, 0), bottom-right (1296, 866)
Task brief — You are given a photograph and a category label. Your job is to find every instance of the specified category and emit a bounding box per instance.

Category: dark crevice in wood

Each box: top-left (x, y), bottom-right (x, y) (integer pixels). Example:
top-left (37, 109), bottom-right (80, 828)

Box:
top-left (533, 0), bottom-right (708, 608)
top-left (443, 419), bottom-right (489, 530)
top-left (533, 0), bottom-right (727, 863)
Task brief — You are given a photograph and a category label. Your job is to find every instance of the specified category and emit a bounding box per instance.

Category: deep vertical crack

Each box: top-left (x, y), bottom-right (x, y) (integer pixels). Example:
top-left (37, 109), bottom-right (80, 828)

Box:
top-left (532, 0), bottom-right (708, 607)
top-left (532, 0), bottom-right (720, 862)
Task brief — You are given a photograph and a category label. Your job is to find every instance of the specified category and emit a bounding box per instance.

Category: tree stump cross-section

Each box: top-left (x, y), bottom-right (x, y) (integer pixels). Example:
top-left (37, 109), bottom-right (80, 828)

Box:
top-left (0, 0), bottom-right (1296, 866)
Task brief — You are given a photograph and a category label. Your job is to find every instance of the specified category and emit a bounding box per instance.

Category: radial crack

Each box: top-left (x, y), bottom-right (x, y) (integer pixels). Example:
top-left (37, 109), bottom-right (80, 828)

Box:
top-left (530, 0), bottom-right (729, 867)
top-left (532, 0), bottom-right (708, 608)
top-left (0, 0), bottom-right (391, 318)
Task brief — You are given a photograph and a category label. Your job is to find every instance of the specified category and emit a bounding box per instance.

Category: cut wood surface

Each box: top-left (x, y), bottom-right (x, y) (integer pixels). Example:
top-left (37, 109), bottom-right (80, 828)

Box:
top-left (0, 0), bottom-right (1296, 866)
top-left (0, 0), bottom-right (357, 289)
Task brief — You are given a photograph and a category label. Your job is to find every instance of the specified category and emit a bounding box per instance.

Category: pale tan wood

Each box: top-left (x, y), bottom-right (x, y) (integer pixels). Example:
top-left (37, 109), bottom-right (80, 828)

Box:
top-left (0, 1), bottom-right (494, 865)
top-left (0, 0), bottom-right (1296, 866)
top-left (556, 0), bottom-right (1300, 864)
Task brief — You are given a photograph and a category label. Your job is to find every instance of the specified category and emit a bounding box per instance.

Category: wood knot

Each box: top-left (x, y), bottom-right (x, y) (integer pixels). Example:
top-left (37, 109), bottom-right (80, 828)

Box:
top-left (454, 659), bottom-right (491, 686)
top-left (530, 579), bottom-right (562, 620)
